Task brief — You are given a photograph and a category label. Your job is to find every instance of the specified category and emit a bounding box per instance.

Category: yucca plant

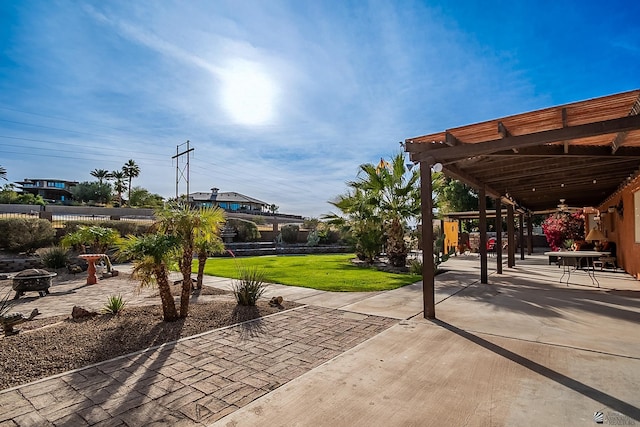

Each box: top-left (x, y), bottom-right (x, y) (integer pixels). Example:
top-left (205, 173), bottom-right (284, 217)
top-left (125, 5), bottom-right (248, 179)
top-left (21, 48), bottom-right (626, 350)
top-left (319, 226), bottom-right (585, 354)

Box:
top-left (232, 265), bottom-right (267, 306)
top-left (103, 294), bottom-right (127, 314)
top-left (37, 246), bottom-right (69, 269)
top-left (0, 289), bottom-right (15, 317)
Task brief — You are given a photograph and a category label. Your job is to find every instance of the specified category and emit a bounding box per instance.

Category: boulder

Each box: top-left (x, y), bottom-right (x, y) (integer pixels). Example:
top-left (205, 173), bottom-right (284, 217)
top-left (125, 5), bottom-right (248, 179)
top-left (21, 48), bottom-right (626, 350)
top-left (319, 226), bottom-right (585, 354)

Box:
top-left (71, 306), bottom-right (97, 319)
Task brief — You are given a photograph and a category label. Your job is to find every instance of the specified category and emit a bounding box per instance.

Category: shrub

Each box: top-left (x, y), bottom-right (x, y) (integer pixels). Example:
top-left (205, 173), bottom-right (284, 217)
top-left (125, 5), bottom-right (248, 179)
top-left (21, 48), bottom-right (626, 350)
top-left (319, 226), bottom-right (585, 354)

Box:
top-left (103, 294), bottom-right (127, 314)
top-left (0, 218), bottom-right (55, 253)
top-left (280, 225), bottom-right (299, 244)
top-left (61, 226), bottom-right (122, 253)
top-left (226, 218), bottom-right (260, 242)
top-left (37, 246), bottom-right (69, 269)
top-left (409, 259), bottom-right (423, 275)
top-left (62, 220), bottom-right (150, 238)
top-left (232, 266), bottom-right (267, 306)
top-left (307, 230), bottom-right (320, 247)
top-left (318, 228), bottom-right (340, 245)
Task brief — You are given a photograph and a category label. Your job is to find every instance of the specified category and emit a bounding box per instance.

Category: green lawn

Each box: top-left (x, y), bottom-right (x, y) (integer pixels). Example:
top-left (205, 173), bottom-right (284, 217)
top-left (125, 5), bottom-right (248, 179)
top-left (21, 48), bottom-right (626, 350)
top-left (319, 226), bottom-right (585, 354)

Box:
top-left (196, 254), bottom-right (421, 292)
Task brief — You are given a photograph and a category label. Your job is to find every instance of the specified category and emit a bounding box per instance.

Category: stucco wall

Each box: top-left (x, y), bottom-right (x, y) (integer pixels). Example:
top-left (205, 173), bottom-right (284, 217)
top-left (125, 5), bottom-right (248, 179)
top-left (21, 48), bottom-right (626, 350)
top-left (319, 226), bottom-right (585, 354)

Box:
top-left (598, 175), bottom-right (640, 280)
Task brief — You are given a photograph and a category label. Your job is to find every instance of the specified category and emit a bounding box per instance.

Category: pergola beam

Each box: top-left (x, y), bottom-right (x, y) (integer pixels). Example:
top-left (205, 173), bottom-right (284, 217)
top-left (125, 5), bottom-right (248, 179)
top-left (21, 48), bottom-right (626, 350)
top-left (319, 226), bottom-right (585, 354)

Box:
top-left (407, 114), bottom-right (640, 162)
top-left (443, 165), bottom-right (502, 198)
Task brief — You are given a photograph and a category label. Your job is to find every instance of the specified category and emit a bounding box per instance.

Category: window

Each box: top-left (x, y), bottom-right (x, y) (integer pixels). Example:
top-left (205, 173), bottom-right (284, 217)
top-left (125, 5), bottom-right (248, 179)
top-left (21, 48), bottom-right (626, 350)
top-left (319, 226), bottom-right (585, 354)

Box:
top-left (230, 203), bottom-right (239, 211)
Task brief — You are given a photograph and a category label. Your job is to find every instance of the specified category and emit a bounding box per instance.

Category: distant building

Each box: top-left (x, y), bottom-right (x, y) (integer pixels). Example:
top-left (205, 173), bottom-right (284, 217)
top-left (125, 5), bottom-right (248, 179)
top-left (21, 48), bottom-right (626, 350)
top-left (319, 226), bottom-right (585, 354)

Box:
top-left (189, 188), bottom-right (268, 213)
top-left (16, 178), bottom-right (78, 202)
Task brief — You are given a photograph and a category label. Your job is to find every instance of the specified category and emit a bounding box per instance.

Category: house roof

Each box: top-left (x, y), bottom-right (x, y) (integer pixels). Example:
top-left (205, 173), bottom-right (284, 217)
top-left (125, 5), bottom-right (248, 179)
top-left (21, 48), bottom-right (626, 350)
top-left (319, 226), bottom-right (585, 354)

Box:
top-left (190, 191), bottom-right (268, 206)
top-left (405, 89), bottom-right (640, 212)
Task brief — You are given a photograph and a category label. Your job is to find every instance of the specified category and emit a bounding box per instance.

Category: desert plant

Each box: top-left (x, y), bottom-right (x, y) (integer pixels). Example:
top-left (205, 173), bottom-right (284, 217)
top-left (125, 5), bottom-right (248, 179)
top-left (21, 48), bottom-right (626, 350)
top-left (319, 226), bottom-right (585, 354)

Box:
top-left (232, 265), bottom-right (267, 306)
top-left (0, 288), bottom-right (15, 317)
top-left (117, 233), bottom-right (180, 321)
top-left (0, 218), bottom-right (56, 253)
top-left (61, 225), bottom-right (122, 254)
top-left (226, 218), bottom-right (260, 242)
top-left (409, 259), bottom-right (423, 275)
top-left (281, 224), bottom-right (299, 244)
top-left (306, 230), bottom-right (320, 247)
top-left (103, 294), bottom-right (127, 314)
top-left (37, 246), bottom-right (69, 269)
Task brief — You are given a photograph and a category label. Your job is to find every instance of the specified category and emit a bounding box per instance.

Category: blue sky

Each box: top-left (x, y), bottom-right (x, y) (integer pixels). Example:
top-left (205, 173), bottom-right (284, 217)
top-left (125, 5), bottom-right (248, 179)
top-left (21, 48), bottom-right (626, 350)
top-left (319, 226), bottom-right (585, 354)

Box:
top-left (1, 1), bottom-right (638, 217)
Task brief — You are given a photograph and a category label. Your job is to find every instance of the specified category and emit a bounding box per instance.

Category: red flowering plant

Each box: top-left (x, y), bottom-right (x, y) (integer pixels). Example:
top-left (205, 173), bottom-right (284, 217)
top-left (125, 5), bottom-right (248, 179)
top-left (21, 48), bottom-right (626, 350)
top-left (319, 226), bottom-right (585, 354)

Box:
top-left (542, 211), bottom-right (585, 251)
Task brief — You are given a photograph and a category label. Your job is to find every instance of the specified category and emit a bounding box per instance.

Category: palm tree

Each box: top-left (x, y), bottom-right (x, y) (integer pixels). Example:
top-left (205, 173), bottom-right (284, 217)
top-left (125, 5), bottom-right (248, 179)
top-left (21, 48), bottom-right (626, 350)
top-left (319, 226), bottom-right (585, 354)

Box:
top-left (193, 207), bottom-right (226, 289)
top-left (328, 153), bottom-right (420, 267)
top-left (90, 169), bottom-right (111, 184)
top-left (0, 165), bottom-right (7, 181)
top-left (155, 204), bottom-right (225, 317)
top-left (110, 170), bottom-right (126, 206)
top-left (118, 234), bottom-right (180, 321)
top-left (122, 159), bottom-right (140, 204)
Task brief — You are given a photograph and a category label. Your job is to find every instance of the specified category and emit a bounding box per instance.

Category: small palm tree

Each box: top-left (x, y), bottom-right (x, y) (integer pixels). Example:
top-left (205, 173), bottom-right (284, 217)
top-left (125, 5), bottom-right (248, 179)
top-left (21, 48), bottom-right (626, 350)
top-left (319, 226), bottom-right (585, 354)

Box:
top-left (118, 234), bottom-right (179, 321)
top-left (0, 165), bottom-right (7, 181)
top-left (90, 169), bottom-right (111, 185)
top-left (110, 170), bottom-right (126, 205)
top-left (122, 159), bottom-right (140, 204)
top-left (194, 207), bottom-right (226, 289)
top-left (155, 204), bottom-right (225, 317)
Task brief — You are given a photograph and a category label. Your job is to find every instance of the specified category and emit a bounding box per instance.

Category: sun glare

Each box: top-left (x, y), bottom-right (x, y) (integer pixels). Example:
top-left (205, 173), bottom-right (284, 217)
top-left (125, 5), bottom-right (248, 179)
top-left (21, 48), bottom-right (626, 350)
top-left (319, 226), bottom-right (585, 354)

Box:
top-left (219, 59), bottom-right (278, 126)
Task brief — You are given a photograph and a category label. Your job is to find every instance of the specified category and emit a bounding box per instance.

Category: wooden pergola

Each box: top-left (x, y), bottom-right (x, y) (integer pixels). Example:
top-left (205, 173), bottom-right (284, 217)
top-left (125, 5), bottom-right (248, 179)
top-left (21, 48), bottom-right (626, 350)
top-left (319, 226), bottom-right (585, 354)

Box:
top-left (405, 89), bottom-right (640, 319)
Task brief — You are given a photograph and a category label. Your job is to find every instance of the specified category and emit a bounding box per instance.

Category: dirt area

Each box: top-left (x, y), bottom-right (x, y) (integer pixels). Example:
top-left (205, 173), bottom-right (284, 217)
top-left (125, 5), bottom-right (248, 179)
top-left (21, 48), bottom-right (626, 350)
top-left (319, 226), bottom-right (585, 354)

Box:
top-left (0, 280), bottom-right (298, 390)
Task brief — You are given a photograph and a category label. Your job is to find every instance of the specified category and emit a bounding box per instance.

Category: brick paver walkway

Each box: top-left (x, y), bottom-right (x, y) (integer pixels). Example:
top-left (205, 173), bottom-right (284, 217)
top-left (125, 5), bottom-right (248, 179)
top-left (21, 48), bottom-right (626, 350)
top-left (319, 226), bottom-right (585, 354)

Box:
top-left (0, 306), bottom-right (396, 426)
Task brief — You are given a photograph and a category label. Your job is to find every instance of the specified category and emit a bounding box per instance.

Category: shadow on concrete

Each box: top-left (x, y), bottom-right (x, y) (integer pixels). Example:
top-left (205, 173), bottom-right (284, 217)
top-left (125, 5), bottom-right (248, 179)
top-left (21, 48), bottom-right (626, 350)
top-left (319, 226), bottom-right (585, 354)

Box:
top-left (455, 278), bottom-right (640, 322)
top-left (433, 319), bottom-right (640, 422)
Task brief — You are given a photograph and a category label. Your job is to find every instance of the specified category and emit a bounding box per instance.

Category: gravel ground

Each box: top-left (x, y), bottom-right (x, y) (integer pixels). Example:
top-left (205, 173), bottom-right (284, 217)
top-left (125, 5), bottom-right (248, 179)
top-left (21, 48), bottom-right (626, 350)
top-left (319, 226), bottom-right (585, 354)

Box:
top-left (0, 284), bottom-right (298, 390)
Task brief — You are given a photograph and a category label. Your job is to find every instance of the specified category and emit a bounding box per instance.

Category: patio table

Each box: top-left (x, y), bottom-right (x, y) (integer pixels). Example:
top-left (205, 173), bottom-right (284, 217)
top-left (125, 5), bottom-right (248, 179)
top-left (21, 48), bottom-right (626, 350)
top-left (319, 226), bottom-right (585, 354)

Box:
top-left (544, 251), bottom-right (610, 287)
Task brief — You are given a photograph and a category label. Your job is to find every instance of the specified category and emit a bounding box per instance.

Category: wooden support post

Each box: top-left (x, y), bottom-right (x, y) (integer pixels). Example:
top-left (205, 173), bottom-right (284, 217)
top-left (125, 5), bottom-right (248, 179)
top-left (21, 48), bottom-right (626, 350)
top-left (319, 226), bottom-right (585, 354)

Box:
top-left (420, 162), bottom-right (435, 319)
top-left (495, 199), bottom-right (503, 274)
top-left (527, 215), bottom-right (533, 256)
top-left (507, 205), bottom-right (515, 268)
top-left (519, 214), bottom-right (525, 260)
top-left (479, 187), bottom-right (488, 284)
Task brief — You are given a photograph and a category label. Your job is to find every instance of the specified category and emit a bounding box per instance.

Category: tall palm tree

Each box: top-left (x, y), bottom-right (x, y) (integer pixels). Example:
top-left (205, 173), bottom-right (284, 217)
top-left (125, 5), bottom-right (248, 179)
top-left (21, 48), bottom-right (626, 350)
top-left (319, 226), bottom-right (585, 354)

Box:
top-left (90, 169), bottom-right (111, 184)
top-left (110, 170), bottom-right (126, 206)
top-left (122, 159), bottom-right (140, 204)
top-left (0, 165), bottom-right (7, 181)
top-left (155, 204), bottom-right (225, 317)
top-left (118, 234), bottom-right (180, 321)
top-left (193, 207), bottom-right (226, 289)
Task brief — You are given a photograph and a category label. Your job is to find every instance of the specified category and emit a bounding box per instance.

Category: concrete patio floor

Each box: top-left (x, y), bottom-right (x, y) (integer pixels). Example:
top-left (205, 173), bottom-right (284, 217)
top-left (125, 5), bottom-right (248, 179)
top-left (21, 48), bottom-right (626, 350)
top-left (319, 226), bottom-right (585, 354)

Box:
top-left (1, 253), bottom-right (639, 426)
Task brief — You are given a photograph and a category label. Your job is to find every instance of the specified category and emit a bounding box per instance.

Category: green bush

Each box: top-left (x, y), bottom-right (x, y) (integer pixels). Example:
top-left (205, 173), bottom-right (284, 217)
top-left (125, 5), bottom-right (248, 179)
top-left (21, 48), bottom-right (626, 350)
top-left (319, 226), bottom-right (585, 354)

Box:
top-left (61, 226), bottom-right (122, 253)
top-left (409, 259), bottom-right (423, 275)
top-left (103, 294), bottom-right (127, 314)
top-left (62, 220), bottom-right (150, 237)
top-left (227, 218), bottom-right (260, 242)
top-left (0, 218), bottom-right (55, 253)
top-left (280, 224), bottom-right (299, 244)
top-left (37, 246), bottom-right (69, 269)
top-left (307, 230), bottom-right (320, 247)
top-left (232, 265), bottom-right (267, 306)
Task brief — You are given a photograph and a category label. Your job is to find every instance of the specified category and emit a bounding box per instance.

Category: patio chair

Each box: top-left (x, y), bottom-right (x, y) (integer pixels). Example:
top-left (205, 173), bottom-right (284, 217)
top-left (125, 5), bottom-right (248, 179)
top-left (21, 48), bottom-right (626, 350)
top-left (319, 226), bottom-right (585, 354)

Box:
top-left (486, 238), bottom-right (497, 257)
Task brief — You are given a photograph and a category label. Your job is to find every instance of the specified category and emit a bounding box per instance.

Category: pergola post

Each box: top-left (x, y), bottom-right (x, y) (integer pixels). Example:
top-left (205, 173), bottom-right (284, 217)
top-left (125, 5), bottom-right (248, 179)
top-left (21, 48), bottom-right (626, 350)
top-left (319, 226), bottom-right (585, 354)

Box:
top-left (519, 214), bottom-right (525, 260)
top-left (420, 162), bottom-right (435, 319)
top-left (479, 187), bottom-right (488, 284)
top-left (527, 215), bottom-right (533, 255)
top-left (507, 205), bottom-right (515, 268)
top-left (495, 199), bottom-right (503, 274)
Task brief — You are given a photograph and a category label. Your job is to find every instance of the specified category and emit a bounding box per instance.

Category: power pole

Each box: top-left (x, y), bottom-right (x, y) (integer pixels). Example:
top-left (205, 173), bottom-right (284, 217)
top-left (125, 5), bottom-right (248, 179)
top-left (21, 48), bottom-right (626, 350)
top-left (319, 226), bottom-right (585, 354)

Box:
top-left (172, 140), bottom-right (194, 203)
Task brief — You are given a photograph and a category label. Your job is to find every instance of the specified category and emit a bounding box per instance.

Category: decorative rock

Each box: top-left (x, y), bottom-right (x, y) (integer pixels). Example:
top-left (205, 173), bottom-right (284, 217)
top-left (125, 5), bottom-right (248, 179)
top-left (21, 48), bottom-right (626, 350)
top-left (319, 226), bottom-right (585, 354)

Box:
top-left (269, 296), bottom-right (284, 308)
top-left (1, 308), bottom-right (40, 336)
top-left (72, 306), bottom-right (98, 319)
